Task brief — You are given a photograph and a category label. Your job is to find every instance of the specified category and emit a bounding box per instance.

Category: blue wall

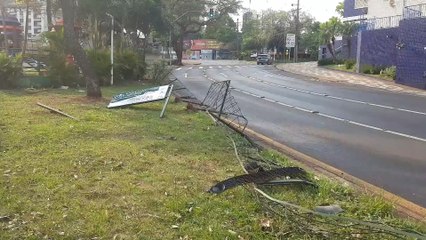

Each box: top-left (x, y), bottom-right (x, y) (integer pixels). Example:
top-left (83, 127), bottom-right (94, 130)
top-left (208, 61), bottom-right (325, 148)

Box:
top-left (396, 18), bottom-right (426, 89)
top-left (344, 0), bottom-right (368, 18)
top-left (359, 28), bottom-right (399, 67)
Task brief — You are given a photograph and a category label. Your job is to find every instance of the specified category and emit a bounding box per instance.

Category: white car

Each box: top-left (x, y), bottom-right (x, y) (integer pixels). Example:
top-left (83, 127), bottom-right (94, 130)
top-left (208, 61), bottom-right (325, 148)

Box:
top-left (250, 52), bottom-right (258, 59)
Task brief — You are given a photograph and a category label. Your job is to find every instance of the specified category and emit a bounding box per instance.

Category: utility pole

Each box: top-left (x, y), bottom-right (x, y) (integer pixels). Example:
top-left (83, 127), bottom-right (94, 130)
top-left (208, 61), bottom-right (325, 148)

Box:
top-left (295, 0), bottom-right (300, 63)
top-left (236, 18), bottom-right (239, 59)
top-left (106, 13), bottom-right (114, 86)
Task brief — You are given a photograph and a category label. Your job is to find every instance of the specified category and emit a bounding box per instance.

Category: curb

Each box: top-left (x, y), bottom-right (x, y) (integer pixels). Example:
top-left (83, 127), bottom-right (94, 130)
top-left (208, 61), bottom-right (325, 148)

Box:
top-left (221, 117), bottom-right (426, 222)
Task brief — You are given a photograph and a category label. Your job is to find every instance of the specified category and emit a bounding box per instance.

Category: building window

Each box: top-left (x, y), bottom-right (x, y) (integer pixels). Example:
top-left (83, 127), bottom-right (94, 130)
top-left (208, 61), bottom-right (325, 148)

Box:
top-left (355, 0), bottom-right (368, 9)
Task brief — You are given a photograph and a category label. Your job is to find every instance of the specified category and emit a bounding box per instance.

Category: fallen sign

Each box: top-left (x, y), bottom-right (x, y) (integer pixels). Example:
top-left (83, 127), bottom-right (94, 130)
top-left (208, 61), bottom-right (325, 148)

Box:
top-left (107, 85), bottom-right (174, 118)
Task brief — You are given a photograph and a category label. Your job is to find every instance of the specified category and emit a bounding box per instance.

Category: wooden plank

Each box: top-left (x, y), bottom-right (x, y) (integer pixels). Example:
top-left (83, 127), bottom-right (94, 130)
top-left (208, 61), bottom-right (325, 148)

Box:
top-left (37, 102), bottom-right (79, 121)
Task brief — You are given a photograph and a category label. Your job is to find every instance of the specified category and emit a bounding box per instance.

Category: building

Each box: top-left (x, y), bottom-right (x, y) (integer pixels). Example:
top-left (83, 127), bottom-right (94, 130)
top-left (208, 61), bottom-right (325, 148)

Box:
top-left (6, 0), bottom-right (51, 39)
top-left (0, 16), bottom-right (22, 50)
top-left (322, 0), bottom-right (426, 89)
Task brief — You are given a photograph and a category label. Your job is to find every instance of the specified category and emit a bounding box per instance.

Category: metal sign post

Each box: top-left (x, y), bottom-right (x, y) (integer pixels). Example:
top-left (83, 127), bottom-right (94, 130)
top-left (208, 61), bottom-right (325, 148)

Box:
top-left (160, 85), bottom-right (174, 118)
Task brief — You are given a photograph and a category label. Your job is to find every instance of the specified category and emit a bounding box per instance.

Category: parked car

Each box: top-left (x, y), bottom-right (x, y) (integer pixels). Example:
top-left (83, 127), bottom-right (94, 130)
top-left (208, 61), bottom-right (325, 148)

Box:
top-left (256, 54), bottom-right (273, 65)
top-left (250, 52), bottom-right (258, 59)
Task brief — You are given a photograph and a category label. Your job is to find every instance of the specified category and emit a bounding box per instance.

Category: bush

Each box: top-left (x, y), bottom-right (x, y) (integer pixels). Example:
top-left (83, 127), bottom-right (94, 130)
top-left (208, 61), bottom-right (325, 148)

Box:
top-left (361, 65), bottom-right (385, 75)
top-left (380, 66), bottom-right (396, 80)
top-left (87, 50), bottom-right (111, 85)
top-left (43, 31), bottom-right (81, 87)
top-left (344, 60), bottom-right (356, 70)
top-left (148, 61), bottom-right (170, 83)
top-left (318, 59), bottom-right (343, 66)
top-left (115, 51), bottom-right (146, 83)
top-left (0, 53), bottom-right (22, 89)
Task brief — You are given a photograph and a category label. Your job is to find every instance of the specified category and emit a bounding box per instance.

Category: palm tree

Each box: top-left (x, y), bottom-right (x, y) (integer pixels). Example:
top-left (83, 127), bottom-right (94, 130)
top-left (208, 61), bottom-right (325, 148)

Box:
top-left (339, 22), bottom-right (358, 59)
top-left (319, 17), bottom-right (341, 60)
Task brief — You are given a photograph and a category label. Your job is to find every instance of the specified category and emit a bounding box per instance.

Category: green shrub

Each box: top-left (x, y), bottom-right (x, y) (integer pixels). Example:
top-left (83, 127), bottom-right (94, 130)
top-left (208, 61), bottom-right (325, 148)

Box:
top-left (318, 59), bottom-right (343, 66)
top-left (115, 51), bottom-right (146, 83)
top-left (380, 66), bottom-right (396, 80)
top-left (42, 31), bottom-right (81, 87)
top-left (87, 50), bottom-right (111, 85)
top-left (148, 61), bottom-right (170, 83)
top-left (344, 60), bottom-right (356, 70)
top-left (0, 53), bottom-right (23, 89)
top-left (361, 65), bottom-right (385, 75)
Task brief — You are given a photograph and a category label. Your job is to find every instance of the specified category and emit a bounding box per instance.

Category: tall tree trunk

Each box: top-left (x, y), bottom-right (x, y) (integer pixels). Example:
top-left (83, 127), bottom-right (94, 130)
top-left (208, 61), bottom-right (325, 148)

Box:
top-left (22, 3), bottom-right (29, 56)
top-left (173, 30), bottom-right (184, 66)
top-left (1, 3), bottom-right (8, 52)
top-left (46, 0), bottom-right (52, 29)
top-left (327, 42), bottom-right (335, 60)
top-left (347, 39), bottom-right (351, 59)
top-left (60, 0), bottom-right (101, 98)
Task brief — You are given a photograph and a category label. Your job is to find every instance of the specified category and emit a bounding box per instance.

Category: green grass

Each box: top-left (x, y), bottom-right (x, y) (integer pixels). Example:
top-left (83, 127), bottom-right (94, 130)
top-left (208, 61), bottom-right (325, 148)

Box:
top-left (0, 83), bottom-right (425, 239)
top-left (327, 65), bottom-right (396, 81)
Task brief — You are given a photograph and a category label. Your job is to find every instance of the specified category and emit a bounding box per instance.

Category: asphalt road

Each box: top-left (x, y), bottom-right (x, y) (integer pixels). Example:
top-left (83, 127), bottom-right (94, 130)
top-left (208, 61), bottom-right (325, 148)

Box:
top-left (173, 60), bottom-right (426, 207)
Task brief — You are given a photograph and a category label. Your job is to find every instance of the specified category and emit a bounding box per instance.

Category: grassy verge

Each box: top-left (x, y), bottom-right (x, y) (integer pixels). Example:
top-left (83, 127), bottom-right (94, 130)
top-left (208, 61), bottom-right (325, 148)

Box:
top-left (326, 65), bottom-right (395, 81)
top-left (0, 83), bottom-right (425, 239)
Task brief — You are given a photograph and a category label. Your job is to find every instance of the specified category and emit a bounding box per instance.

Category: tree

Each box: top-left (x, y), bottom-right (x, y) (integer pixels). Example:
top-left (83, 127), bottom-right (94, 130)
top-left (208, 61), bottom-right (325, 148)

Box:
top-left (15, 0), bottom-right (40, 56)
top-left (339, 21), bottom-right (357, 59)
top-left (60, 0), bottom-right (101, 98)
top-left (320, 17), bottom-right (341, 60)
top-left (162, 0), bottom-right (242, 65)
top-left (1, 1), bottom-right (7, 51)
top-left (204, 15), bottom-right (237, 45)
top-left (336, 1), bottom-right (344, 17)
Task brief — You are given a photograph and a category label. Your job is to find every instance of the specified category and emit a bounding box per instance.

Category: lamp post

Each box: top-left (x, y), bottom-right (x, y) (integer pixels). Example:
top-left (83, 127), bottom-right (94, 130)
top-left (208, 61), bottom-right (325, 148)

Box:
top-left (106, 13), bottom-right (114, 86)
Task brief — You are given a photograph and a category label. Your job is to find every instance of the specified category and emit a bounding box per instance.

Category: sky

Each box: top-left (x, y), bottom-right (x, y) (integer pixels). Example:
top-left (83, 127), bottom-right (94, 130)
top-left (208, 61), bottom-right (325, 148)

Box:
top-left (239, 0), bottom-right (342, 22)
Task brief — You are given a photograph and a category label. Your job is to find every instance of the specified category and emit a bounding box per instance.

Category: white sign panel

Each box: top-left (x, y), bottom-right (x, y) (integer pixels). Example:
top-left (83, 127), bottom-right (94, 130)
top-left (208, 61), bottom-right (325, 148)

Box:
top-left (108, 85), bottom-right (170, 108)
top-left (286, 33), bottom-right (296, 48)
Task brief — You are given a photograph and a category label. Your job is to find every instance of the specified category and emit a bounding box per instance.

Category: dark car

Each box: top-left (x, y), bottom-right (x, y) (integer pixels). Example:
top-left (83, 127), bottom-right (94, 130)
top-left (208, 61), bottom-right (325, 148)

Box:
top-left (256, 54), bottom-right (273, 65)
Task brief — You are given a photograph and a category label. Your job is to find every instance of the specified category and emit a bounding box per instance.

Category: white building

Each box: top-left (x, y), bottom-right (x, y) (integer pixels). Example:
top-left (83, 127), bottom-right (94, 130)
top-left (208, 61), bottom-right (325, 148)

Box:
top-left (344, 0), bottom-right (426, 29)
top-left (6, 0), bottom-right (49, 39)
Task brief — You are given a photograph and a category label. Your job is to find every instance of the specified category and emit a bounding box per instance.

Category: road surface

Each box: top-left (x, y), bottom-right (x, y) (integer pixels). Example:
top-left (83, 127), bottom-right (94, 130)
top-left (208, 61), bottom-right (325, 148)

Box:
top-left (173, 60), bottom-right (426, 207)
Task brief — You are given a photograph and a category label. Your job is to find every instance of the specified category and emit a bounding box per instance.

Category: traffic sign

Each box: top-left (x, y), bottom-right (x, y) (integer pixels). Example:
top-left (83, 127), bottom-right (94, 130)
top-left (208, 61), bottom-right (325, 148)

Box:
top-left (286, 33), bottom-right (296, 48)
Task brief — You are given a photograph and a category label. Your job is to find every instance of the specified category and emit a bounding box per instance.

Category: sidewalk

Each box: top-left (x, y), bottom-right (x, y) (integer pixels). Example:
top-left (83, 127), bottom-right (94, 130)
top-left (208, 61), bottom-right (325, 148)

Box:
top-left (276, 62), bottom-right (426, 97)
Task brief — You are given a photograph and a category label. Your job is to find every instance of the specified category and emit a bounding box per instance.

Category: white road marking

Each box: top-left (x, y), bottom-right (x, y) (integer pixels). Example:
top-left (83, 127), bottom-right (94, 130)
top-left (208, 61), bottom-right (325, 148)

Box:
top-left (237, 70), bottom-right (426, 117)
top-left (220, 73), bottom-right (228, 78)
top-left (232, 87), bottom-right (426, 143)
top-left (199, 67), bottom-right (203, 69)
top-left (176, 68), bottom-right (182, 71)
top-left (184, 73), bottom-right (188, 78)
top-left (188, 67), bottom-right (193, 70)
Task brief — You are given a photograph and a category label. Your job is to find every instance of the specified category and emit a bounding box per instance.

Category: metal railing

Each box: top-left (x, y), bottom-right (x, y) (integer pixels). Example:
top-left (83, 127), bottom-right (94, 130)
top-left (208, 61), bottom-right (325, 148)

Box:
top-left (403, 4), bottom-right (426, 19)
top-left (359, 15), bottom-right (402, 31)
top-left (354, 0), bottom-right (368, 9)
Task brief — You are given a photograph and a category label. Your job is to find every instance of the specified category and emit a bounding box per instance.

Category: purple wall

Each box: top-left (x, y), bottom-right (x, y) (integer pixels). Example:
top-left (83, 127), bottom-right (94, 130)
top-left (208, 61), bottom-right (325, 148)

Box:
top-left (344, 0), bottom-right (368, 18)
top-left (359, 28), bottom-right (399, 67)
top-left (396, 18), bottom-right (426, 89)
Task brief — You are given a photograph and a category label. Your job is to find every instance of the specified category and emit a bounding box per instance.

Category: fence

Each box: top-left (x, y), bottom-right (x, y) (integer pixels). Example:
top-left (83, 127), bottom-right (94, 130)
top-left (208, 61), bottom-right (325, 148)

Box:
top-left (403, 3), bottom-right (426, 19)
top-left (359, 15), bottom-right (402, 31)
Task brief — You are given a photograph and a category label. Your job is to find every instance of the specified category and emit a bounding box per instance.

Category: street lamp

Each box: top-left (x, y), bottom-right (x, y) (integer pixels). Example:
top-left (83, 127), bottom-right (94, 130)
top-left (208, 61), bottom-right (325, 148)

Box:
top-left (106, 13), bottom-right (114, 86)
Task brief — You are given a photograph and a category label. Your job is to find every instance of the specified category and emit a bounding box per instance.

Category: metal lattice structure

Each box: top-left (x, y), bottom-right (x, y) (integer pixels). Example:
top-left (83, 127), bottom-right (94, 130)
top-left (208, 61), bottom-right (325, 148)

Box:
top-left (202, 80), bottom-right (248, 131)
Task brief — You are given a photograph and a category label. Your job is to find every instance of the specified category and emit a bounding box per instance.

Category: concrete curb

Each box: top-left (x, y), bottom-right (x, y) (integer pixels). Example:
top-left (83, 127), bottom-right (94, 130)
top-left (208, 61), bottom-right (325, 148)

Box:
top-left (241, 126), bottom-right (426, 222)
top-left (220, 115), bottom-right (426, 222)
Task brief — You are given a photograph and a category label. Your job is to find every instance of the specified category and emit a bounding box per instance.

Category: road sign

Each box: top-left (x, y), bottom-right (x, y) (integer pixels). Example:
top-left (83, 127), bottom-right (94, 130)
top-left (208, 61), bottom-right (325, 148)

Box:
top-left (108, 85), bottom-right (171, 108)
top-left (286, 33), bottom-right (296, 48)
